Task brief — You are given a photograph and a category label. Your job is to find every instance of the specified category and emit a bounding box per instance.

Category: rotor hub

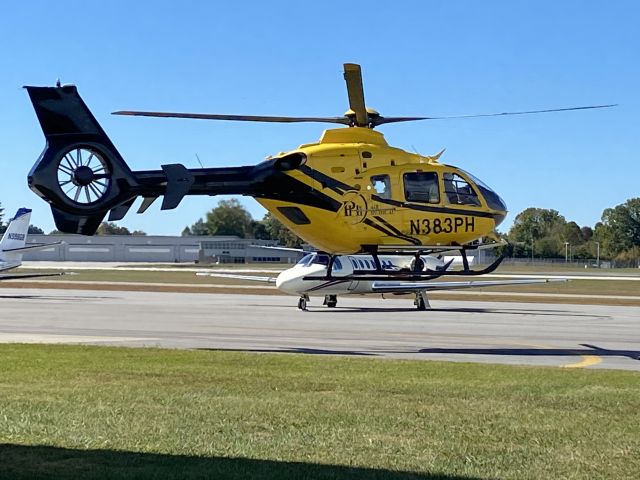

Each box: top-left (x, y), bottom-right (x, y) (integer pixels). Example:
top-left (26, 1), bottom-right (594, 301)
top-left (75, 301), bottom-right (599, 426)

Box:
top-left (72, 165), bottom-right (95, 186)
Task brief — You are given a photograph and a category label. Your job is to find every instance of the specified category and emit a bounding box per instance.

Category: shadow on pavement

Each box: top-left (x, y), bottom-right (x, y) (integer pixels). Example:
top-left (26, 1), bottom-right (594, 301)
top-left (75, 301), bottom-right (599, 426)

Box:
top-left (0, 294), bottom-right (112, 301)
top-left (198, 347), bottom-right (380, 356)
top-left (309, 306), bottom-right (602, 318)
top-left (419, 343), bottom-right (640, 361)
top-left (197, 343), bottom-right (640, 361)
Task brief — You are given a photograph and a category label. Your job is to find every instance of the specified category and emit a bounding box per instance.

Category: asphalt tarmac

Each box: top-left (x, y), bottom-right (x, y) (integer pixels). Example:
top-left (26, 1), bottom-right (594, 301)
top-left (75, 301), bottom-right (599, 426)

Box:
top-left (0, 287), bottom-right (638, 370)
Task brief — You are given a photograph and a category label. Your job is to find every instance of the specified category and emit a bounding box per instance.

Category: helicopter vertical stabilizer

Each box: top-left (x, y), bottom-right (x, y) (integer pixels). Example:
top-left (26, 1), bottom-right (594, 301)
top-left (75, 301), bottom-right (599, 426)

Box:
top-left (25, 85), bottom-right (142, 233)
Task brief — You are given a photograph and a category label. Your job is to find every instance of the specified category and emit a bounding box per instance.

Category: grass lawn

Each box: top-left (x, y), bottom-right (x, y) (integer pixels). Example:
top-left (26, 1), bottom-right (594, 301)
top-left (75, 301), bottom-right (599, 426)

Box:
top-left (0, 344), bottom-right (638, 479)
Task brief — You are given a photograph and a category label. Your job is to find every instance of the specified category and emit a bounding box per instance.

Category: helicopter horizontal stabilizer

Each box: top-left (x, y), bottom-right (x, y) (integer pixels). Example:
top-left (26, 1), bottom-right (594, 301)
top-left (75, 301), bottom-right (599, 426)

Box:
top-left (161, 164), bottom-right (195, 210)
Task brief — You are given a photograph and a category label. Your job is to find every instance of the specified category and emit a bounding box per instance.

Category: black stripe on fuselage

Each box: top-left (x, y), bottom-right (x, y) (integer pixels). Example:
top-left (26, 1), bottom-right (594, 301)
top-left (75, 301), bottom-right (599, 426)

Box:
top-left (372, 215), bottom-right (421, 245)
top-left (371, 195), bottom-right (498, 219)
top-left (304, 278), bottom-right (350, 292)
top-left (298, 165), bottom-right (356, 195)
top-left (363, 218), bottom-right (421, 246)
top-left (254, 169), bottom-right (343, 212)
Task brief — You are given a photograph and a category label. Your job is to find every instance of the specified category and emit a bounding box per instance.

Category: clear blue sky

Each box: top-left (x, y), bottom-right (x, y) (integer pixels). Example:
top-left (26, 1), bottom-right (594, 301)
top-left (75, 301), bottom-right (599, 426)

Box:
top-left (1, 1), bottom-right (638, 235)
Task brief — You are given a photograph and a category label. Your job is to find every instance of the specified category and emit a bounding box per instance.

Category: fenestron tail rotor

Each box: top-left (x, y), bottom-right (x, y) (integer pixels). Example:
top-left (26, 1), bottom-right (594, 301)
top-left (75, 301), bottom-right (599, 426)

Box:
top-left (56, 147), bottom-right (111, 205)
top-left (112, 63), bottom-right (616, 129)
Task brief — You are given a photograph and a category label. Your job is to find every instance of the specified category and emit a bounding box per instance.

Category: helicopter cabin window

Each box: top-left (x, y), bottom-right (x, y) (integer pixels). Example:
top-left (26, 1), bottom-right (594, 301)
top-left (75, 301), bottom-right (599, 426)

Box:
top-left (443, 173), bottom-right (481, 206)
top-left (403, 172), bottom-right (439, 204)
top-left (370, 175), bottom-right (391, 199)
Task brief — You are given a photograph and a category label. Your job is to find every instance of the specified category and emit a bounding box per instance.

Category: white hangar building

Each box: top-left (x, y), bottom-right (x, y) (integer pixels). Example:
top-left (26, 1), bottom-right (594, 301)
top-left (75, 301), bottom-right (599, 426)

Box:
top-left (23, 235), bottom-right (302, 264)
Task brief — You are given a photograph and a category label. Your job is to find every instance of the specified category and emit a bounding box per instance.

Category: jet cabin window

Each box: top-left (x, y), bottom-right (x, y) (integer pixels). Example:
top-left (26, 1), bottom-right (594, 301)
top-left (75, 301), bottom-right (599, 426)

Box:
top-left (443, 173), bottom-right (481, 206)
top-left (403, 172), bottom-right (439, 204)
top-left (370, 175), bottom-right (391, 199)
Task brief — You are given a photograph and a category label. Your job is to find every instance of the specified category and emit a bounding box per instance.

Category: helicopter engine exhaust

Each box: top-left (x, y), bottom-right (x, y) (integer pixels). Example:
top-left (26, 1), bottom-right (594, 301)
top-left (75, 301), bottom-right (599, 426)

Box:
top-left (24, 85), bottom-right (310, 235)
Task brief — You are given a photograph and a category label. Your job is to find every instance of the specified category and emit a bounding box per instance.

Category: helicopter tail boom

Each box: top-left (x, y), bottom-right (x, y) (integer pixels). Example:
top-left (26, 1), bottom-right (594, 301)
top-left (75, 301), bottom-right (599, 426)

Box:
top-left (25, 85), bottom-right (266, 234)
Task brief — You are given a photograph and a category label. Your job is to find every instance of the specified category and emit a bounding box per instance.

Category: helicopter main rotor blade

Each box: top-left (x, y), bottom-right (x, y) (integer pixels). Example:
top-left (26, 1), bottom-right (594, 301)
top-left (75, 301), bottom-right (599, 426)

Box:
top-left (343, 63), bottom-right (369, 127)
top-left (376, 104), bottom-right (617, 123)
top-left (112, 111), bottom-right (351, 124)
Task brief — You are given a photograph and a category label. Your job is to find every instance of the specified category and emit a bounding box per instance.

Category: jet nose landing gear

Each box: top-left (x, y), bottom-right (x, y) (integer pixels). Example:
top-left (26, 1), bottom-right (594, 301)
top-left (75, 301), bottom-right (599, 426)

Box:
top-left (298, 295), bottom-right (310, 311)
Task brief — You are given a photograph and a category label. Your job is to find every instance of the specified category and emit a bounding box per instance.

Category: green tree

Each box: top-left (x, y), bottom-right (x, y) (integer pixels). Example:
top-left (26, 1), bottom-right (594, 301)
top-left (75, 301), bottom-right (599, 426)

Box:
top-left (508, 208), bottom-right (566, 243)
top-left (580, 226), bottom-right (593, 242)
top-left (251, 220), bottom-right (271, 240)
top-left (595, 198), bottom-right (640, 259)
top-left (261, 212), bottom-right (303, 248)
top-left (184, 199), bottom-right (254, 238)
top-left (535, 237), bottom-right (562, 258)
top-left (559, 221), bottom-right (584, 245)
top-left (508, 208), bottom-right (567, 257)
top-left (96, 222), bottom-right (146, 235)
top-left (182, 219), bottom-right (209, 236)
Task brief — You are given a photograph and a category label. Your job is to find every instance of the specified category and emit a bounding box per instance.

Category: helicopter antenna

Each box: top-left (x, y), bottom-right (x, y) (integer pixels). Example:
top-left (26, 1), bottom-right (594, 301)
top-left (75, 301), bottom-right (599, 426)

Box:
top-left (195, 153), bottom-right (204, 168)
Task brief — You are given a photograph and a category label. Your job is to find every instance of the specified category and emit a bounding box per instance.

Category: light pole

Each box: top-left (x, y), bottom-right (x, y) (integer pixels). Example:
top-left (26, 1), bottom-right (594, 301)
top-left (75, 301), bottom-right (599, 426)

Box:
top-left (595, 241), bottom-right (600, 268)
top-left (564, 242), bottom-right (569, 263)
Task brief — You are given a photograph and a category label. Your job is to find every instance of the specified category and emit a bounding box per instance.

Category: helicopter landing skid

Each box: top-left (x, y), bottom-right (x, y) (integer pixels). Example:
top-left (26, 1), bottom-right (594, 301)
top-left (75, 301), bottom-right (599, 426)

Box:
top-left (303, 250), bottom-right (506, 282)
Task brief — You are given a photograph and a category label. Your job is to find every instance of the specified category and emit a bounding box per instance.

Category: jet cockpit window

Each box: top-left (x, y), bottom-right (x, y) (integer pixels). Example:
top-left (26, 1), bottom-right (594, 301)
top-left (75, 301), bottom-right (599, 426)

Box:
top-left (312, 254), bottom-right (330, 266)
top-left (370, 175), bottom-right (391, 199)
top-left (297, 254), bottom-right (314, 267)
top-left (403, 172), bottom-right (439, 203)
top-left (443, 172), bottom-right (481, 206)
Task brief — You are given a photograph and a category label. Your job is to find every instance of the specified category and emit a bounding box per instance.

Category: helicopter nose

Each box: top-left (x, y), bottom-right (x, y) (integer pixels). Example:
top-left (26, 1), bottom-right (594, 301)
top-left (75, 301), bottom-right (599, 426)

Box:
top-left (493, 196), bottom-right (508, 228)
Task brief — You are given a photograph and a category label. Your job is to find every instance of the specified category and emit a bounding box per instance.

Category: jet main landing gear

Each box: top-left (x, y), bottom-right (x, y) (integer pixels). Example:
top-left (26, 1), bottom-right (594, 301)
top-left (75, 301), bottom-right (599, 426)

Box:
top-left (414, 291), bottom-right (431, 311)
top-left (323, 295), bottom-right (338, 308)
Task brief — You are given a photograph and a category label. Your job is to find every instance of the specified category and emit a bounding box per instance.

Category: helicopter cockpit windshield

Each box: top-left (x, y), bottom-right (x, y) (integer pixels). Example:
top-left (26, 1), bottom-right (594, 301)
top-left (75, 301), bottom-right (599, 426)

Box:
top-left (443, 172), bottom-right (481, 206)
top-left (457, 168), bottom-right (507, 212)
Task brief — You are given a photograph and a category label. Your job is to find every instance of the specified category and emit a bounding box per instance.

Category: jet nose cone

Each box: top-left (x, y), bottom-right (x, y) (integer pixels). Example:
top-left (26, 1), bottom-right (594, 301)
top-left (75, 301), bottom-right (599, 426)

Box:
top-left (275, 273), bottom-right (297, 294)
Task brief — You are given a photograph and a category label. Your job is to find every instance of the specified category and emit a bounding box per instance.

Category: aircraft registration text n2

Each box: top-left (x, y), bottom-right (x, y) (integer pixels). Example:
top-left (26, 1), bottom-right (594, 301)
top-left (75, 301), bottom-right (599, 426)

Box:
top-left (409, 217), bottom-right (475, 235)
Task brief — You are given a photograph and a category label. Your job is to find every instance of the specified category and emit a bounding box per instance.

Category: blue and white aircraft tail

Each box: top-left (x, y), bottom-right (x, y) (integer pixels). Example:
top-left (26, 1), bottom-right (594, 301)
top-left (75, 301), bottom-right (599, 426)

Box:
top-left (0, 208), bottom-right (65, 280)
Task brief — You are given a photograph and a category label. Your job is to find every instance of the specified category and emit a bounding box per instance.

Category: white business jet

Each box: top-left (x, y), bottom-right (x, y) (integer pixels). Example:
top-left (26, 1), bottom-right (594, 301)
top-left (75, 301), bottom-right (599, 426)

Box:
top-left (0, 208), bottom-right (66, 281)
top-left (198, 251), bottom-right (563, 310)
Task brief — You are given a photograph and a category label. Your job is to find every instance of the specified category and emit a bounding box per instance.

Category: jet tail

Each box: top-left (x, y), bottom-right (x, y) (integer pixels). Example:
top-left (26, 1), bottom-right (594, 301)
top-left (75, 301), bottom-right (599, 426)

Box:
top-left (0, 208), bottom-right (32, 264)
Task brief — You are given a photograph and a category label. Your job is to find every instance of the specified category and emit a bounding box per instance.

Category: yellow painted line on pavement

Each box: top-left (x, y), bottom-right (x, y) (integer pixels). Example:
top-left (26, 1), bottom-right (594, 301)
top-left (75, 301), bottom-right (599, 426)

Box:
top-left (562, 355), bottom-right (602, 369)
top-left (514, 342), bottom-right (603, 369)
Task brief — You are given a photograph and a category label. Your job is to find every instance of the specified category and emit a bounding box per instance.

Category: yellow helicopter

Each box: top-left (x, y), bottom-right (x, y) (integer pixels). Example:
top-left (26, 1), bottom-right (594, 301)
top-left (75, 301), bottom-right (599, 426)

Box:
top-left (25, 64), bottom-right (613, 276)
